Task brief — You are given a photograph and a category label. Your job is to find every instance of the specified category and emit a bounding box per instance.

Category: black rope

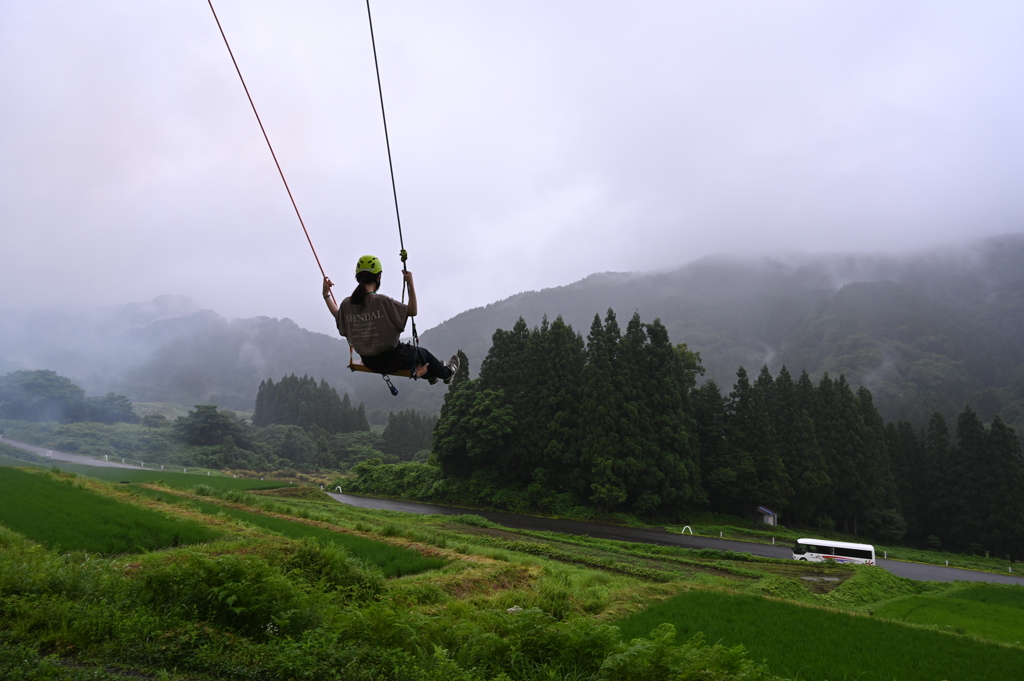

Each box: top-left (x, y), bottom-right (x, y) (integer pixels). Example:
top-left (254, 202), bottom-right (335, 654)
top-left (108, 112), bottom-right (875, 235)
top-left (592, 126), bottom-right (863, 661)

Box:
top-left (365, 0), bottom-right (419, 370)
top-left (365, 4), bottom-right (409, 288)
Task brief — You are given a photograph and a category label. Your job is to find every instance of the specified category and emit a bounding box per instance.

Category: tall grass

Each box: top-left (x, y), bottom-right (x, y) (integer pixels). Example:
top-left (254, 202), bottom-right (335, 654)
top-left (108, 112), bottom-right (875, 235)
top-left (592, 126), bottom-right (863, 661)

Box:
top-left (0, 468), bottom-right (220, 554)
top-left (615, 589), bottom-right (1024, 681)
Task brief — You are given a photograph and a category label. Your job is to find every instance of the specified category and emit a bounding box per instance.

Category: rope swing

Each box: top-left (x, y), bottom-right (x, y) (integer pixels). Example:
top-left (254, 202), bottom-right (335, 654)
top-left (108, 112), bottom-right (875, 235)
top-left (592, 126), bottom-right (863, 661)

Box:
top-left (206, 0), bottom-right (330, 298)
top-left (207, 0), bottom-right (421, 390)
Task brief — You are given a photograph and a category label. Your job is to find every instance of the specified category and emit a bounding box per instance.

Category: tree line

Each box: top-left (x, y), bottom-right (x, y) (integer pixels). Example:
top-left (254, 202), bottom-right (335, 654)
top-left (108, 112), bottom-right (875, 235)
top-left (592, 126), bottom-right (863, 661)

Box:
top-left (427, 310), bottom-right (1024, 557)
top-left (0, 369), bottom-right (435, 475)
top-left (254, 374), bottom-right (369, 433)
top-left (0, 370), bottom-right (137, 424)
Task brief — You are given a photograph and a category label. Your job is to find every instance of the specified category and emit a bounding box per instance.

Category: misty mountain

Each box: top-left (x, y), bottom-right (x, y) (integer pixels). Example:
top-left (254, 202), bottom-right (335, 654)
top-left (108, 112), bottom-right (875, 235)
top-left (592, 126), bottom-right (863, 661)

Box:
top-left (2, 235), bottom-right (1023, 432)
top-left (0, 297), bottom-right (443, 420)
top-left (420, 234), bottom-right (1024, 432)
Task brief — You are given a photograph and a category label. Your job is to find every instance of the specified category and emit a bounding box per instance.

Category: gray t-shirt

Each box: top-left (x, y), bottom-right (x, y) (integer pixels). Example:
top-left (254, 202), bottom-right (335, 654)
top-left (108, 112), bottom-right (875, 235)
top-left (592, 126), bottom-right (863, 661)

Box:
top-left (336, 293), bottom-right (409, 357)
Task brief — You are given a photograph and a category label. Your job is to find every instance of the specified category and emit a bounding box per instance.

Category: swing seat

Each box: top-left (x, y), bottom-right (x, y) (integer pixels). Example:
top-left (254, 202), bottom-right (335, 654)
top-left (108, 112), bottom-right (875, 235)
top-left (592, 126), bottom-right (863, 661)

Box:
top-left (348, 345), bottom-right (414, 378)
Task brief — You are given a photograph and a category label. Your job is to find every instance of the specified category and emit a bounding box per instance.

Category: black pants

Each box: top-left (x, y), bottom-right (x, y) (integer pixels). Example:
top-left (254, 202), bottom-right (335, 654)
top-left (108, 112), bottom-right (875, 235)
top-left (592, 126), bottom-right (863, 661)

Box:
top-left (361, 342), bottom-right (451, 380)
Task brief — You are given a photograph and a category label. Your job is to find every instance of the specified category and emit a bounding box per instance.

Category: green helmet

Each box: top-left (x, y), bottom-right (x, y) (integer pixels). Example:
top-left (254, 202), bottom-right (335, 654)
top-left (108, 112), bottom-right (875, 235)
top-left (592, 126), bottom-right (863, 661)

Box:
top-left (355, 255), bottom-right (382, 276)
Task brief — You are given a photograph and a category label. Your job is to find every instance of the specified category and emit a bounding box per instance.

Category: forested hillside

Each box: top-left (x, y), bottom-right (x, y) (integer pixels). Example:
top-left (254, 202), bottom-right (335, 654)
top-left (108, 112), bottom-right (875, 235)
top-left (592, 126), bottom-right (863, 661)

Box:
top-left (422, 234), bottom-right (1024, 433)
top-left (355, 309), bottom-right (1024, 558)
top-left (2, 236), bottom-right (1022, 430)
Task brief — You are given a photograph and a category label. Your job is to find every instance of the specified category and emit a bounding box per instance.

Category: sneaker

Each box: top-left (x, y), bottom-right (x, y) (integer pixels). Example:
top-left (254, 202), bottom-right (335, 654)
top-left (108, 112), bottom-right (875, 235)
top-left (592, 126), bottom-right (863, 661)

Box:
top-left (427, 376), bottom-right (439, 385)
top-left (443, 355), bottom-right (460, 384)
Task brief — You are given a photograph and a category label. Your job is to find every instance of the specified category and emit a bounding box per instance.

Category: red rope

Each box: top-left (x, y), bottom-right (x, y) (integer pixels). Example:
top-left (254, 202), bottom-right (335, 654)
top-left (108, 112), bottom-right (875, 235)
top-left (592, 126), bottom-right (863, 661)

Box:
top-left (206, 0), bottom-right (335, 302)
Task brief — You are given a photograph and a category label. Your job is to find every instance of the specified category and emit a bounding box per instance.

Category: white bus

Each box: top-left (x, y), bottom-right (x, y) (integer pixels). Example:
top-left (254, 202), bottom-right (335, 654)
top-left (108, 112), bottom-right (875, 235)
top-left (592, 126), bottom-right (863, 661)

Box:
top-left (792, 538), bottom-right (875, 565)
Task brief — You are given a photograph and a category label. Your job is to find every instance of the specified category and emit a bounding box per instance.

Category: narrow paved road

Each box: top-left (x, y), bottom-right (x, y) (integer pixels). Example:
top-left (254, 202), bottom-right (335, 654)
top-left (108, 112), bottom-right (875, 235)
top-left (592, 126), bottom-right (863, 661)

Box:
top-left (5, 441), bottom-right (1017, 586)
top-left (1, 437), bottom-right (140, 469)
top-left (328, 492), bottom-right (1024, 586)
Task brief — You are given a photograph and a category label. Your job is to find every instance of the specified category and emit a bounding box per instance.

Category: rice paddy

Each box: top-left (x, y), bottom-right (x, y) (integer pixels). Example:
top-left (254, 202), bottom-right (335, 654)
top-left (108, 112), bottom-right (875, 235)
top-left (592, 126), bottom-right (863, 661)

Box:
top-left (0, 467), bottom-right (221, 554)
top-left (874, 584), bottom-right (1024, 646)
top-left (4, 453), bottom-right (1023, 680)
top-left (615, 589), bottom-right (1024, 681)
top-left (185, 494), bottom-right (448, 577)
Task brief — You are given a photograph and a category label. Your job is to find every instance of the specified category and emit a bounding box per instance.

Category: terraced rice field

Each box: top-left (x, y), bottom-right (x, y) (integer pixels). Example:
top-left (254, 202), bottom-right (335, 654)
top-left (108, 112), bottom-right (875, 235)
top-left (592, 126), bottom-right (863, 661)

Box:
top-left (126, 485), bottom-right (448, 578)
top-left (0, 467), bottom-right (220, 554)
top-left (875, 584), bottom-right (1024, 646)
top-left (615, 589), bottom-right (1024, 681)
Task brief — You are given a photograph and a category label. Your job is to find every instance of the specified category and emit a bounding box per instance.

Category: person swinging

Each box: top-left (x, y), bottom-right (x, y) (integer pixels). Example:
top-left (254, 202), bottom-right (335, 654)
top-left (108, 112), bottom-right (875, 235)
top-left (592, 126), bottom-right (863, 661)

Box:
top-left (323, 255), bottom-right (459, 385)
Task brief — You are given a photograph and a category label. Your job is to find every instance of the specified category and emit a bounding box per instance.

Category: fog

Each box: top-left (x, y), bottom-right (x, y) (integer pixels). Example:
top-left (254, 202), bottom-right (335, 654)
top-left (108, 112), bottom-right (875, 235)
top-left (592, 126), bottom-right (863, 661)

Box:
top-left (2, 1), bottom-right (1023, 337)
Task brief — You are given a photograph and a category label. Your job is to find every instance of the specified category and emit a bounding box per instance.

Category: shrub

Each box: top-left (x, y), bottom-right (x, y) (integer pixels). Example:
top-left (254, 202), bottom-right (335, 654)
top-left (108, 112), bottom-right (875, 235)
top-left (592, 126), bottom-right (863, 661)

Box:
top-left (132, 551), bottom-right (317, 639)
top-left (450, 514), bottom-right (501, 529)
top-left (287, 538), bottom-right (384, 601)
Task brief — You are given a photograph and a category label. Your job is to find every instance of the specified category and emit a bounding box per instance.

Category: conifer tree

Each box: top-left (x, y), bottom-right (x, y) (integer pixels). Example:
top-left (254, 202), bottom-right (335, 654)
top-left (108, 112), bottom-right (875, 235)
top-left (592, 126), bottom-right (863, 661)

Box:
top-left (919, 411), bottom-right (953, 546)
top-left (434, 346), bottom-right (517, 479)
top-left (432, 382), bottom-right (514, 479)
top-left (832, 376), bottom-right (870, 535)
top-left (638, 319), bottom-right (703, 509)
top-left (750, 367), bottom-right (793, 511)
top-left (806, 374), bottom-right (847, 528)
top-left (252, 374), bottom-right (368, 433)
top-left (614, 313), bottom-right (655, 509)
top-left (949, 406), bottom-right (989, 553)
top-left (514, 316), bottom-right (584, 491)
top-left (982, 416), bottom-right (1024, 561)
top-left (886, 420), bottom-right (921, 538)
top-left (478, 318), bottom-right (531, 396)
top-left (773, 366), bottom-right (829, 526)
top-left (720, 367), bottom-right (791, 514)
top-left (692, 379), bottom-right (732, 513)
top-left (383, 409), bottom-right (438, 461)
top-left (575, 310), bottom-right (628, 509)
top-left (855, 385), bottom-right (905, 541)
top-left (472, 319), bottom-right (531, 477)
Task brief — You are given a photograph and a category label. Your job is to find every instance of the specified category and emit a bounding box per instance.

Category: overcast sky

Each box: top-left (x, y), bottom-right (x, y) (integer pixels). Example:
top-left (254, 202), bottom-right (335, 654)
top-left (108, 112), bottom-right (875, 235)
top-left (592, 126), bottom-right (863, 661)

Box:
top-left (2, 1), bottom-right (1023, 334)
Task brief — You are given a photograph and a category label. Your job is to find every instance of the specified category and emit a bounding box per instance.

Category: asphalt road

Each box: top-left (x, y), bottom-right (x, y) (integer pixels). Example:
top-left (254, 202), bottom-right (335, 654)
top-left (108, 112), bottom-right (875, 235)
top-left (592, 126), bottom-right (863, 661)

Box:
top-left (328, 492), bottom-right (1024, 586)
top-left (0, 437), bottom-right (140, 469)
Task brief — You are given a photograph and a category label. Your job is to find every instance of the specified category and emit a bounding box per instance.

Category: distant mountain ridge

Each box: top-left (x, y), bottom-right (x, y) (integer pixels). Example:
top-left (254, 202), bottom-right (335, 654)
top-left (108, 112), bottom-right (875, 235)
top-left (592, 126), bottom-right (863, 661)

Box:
top-left (2, 235), bottom-right (1022, 431)
top-left (420, 234), bottom-right (1024, 431)
top-left (0, 299), bottom-right (446, 420)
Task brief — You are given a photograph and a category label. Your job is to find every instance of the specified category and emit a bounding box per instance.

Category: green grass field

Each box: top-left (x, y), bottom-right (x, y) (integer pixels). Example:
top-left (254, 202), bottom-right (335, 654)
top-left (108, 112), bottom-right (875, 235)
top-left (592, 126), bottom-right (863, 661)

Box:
top-left (947, 583), bottom-right (1024, 609)
top-left (0, 467), bottom-right (221, 554)
top-left (874, 584), bottom-right (1024, 646)
top-left (128, 486), bottom-right (447, 578)
top-left (615, 589), bottom-right (1024, 681)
